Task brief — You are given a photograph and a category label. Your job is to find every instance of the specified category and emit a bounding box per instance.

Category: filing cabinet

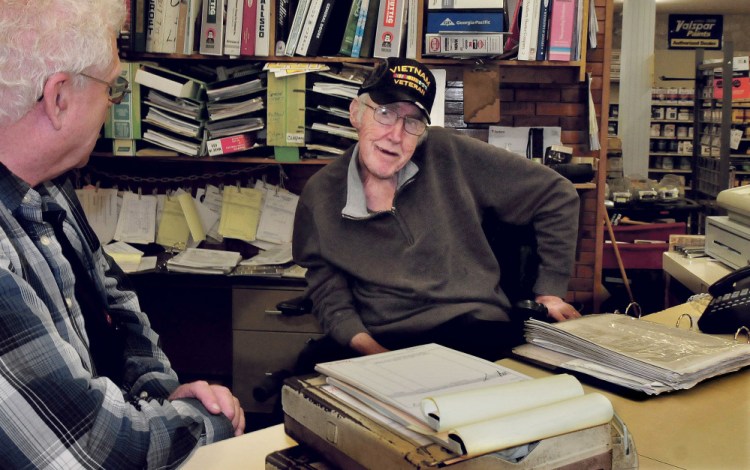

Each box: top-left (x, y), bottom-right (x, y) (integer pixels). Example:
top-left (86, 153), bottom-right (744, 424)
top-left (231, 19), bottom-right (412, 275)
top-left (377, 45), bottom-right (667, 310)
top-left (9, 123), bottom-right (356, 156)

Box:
top-left (232, 286), bottom-right (323, 414)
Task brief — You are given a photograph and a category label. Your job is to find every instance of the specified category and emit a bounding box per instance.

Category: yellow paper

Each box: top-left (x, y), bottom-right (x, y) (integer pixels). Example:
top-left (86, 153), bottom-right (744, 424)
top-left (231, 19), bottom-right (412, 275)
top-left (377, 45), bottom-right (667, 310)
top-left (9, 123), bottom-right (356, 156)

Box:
top-left (102, 241), bottom-right (144, 273)
top-left (156, 197), bottom-right (190, 249)
top-left (218, 186), bottom-right (262, 242)
top-left (177, 191), bottom-right (206, 242)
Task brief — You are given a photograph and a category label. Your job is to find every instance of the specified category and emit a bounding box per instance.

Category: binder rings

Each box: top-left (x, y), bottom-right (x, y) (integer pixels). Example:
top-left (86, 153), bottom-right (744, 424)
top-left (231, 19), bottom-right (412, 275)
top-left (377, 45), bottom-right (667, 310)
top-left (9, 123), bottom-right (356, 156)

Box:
top-left (515, 313), bottom-right (750, 395)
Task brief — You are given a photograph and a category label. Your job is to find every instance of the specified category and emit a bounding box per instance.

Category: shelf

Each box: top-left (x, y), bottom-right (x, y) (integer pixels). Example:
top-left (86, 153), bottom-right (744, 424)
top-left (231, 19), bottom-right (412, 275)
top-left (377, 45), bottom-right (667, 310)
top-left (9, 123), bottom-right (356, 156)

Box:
top-left (700, 102), bottom-right (750, 108)
top-left (648, 169), bottom-right (692, 174)
top-left (651, 119), bottom-right (694, 124)
top-left (650, 136), bottom-right (692, 140)
top-left (651, 101), bottom-right (694, 106)
top-left (121, 51), bottom-right (585, 71)
top-left (90, 152), bottom-right (332, 165)
top-left (649, 152), bottom-right (692, 157)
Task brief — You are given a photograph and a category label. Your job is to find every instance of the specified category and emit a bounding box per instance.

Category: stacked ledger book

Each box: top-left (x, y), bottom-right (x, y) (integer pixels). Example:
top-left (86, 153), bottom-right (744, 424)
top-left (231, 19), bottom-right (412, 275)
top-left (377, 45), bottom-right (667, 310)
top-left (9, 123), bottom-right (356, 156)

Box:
top-left (299, 344), bottom-right (616, 461)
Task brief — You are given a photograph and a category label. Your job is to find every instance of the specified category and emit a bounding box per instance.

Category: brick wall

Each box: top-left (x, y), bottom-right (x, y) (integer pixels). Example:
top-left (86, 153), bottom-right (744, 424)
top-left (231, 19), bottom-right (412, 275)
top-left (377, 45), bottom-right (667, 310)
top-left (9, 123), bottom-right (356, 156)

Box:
top-left (434, 0), bottom-right (612, 313)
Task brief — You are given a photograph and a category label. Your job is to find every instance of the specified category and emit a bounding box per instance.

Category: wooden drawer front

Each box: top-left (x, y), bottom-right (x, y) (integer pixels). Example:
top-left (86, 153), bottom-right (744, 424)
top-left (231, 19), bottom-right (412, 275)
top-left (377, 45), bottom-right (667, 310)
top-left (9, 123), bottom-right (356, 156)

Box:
top-left (232, 287), bottom-right (321, 333)
top-left (233, 330), bottom-right (323, 413)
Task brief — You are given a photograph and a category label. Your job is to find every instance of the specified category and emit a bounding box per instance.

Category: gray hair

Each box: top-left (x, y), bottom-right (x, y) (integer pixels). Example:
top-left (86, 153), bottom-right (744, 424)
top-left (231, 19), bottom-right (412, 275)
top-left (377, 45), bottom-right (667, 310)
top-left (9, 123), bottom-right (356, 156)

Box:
top-left (0, 0), bottom-right (126, 125)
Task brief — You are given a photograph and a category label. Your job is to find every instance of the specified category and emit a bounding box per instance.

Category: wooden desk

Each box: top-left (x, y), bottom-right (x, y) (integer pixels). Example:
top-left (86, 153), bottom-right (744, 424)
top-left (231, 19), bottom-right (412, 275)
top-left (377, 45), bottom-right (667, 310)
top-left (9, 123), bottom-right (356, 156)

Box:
top-left (662, 251), bottom-right (732, 307)
top-left (184, 304), bottom-right (750, 470)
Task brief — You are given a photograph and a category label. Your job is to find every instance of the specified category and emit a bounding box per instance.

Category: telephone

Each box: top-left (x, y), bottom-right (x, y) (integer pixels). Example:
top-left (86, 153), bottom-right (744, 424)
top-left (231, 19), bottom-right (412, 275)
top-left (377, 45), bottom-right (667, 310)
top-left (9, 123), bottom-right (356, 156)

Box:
top-left (697, 264), bottom-right (750, 334)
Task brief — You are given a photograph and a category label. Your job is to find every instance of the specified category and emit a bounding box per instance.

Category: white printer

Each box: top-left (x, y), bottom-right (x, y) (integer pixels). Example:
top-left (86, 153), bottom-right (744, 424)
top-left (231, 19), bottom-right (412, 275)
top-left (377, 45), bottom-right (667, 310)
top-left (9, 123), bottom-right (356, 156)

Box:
top-left (705, 186), bottom-right (750, 268)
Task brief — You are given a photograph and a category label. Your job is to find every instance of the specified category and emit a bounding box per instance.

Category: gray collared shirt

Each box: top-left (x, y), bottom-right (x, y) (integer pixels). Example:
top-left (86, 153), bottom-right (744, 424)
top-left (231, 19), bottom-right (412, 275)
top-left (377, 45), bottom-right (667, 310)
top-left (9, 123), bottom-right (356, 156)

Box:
top-left (341, 143), bottom-right (420, 219)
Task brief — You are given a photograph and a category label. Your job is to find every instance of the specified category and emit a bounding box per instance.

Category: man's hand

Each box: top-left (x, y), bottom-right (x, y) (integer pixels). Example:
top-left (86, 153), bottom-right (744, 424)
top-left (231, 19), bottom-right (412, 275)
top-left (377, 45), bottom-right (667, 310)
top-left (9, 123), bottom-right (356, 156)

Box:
top-left (349, 332), bottom-right (390, 355)
top-left (535, 295), bottom-right (581, 322)
top-left (169, 381), bottom-right (245, 436)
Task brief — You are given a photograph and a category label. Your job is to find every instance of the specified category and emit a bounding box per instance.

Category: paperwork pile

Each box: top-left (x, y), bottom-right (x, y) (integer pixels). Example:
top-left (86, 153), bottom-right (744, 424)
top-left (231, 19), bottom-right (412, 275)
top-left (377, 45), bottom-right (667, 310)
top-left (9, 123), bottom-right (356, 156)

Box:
top-left (166, 247), bottom-right (241, 274)
top-left (313, 344), bottom-right (614, 459)
top-left (517, 314), bottom-right (750, 395)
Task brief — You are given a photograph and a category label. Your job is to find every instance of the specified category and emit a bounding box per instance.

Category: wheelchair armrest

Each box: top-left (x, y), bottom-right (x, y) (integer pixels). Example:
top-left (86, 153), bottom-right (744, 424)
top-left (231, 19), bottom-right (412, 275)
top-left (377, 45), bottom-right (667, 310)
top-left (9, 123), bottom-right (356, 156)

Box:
top-left (513, 299), bottom-right (549, 322)
top-left (275, 295), bottom-right (313, 316)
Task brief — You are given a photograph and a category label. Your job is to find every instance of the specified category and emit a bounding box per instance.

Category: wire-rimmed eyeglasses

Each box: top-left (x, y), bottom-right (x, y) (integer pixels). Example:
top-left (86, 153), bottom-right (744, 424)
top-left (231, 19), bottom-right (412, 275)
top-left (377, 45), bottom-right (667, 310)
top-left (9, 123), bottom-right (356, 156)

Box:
top-left (79, 73), bottom-right (130, 104)
top-left (360, 102), bottom-right (427, 136)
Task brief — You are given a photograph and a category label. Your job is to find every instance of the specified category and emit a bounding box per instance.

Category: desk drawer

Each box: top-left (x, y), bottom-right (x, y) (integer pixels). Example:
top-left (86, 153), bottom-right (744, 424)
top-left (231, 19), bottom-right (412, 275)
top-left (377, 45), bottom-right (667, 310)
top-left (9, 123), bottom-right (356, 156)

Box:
top-left (233, 330), bottom-right (323, 413)
top-left (232, 287), bottom-right (320, 333)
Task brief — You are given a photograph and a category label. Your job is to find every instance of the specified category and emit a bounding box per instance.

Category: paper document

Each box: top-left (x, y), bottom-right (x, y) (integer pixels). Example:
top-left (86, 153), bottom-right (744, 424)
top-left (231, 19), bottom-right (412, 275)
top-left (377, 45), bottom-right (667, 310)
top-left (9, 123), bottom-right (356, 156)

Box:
top-left (114, 191), bottom-right (157, 245)
top-left (166, 247), bottom-right (242, 274)
top-left (255, 189), bottom-right (299, 244)
top-left (241, 243), bottom-right (293, 265)
top-left (76, 187), bottom-right (119, 244)
top-left (218, 186), bottom-right (262, 242)
top-left (488, 126), bottom-right (562, 157)
top-left (156, 196), bottom-right (190, 250)
top-left (176, 190), bottom-right (206, 242)
top-left (103, 241), bottom-right (144, 273)
top-left (315, 344), bottom-right (531, 426)
top-left (195, 185), bottom-right (223, 242)
top-left (263, 62), bottom-right (330, 77)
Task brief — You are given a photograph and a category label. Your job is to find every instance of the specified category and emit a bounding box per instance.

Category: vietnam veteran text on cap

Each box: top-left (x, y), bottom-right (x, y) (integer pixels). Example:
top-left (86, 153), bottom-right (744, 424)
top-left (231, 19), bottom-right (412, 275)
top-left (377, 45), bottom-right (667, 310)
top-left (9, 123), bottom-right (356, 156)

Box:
top-left (358, 57), bottom-right (437, 123)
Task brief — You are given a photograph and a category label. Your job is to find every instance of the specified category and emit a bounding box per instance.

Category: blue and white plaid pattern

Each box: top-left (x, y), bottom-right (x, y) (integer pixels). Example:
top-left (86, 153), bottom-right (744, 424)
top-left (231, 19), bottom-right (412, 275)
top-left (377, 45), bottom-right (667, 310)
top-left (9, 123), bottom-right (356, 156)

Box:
top-left (0, 164), bottom-right (233, 469)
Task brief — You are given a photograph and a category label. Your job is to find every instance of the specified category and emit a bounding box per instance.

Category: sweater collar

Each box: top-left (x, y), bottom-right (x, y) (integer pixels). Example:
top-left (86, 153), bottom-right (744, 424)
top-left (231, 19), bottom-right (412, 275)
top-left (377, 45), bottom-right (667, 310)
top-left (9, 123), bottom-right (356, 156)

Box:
top-left (342, 143), bottom-right (419, 219)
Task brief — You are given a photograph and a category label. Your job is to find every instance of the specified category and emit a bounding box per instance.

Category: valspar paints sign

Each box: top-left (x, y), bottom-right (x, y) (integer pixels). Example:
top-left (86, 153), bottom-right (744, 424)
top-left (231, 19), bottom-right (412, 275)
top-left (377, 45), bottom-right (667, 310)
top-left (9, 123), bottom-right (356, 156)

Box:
top-left (668, 14), bottom-right (723, 50)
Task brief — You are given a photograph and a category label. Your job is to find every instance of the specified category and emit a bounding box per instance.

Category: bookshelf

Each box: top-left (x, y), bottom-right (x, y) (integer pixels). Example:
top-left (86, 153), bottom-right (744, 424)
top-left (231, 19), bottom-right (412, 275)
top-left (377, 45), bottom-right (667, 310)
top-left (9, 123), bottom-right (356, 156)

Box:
top-left (87, 0), bottom-right (614, 314)
top-left (692, 43), bottom-right (750, 206)
top-left (647, 90), bottom-right (695, 191)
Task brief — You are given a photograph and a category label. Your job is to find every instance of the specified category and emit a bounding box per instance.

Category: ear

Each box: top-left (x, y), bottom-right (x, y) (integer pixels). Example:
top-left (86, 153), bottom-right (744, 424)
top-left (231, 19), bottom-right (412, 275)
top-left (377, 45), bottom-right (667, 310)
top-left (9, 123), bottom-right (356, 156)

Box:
top-left (40, 72), bottom-right (72, 131)
top-left (349, 98), bottom-right (361, 129)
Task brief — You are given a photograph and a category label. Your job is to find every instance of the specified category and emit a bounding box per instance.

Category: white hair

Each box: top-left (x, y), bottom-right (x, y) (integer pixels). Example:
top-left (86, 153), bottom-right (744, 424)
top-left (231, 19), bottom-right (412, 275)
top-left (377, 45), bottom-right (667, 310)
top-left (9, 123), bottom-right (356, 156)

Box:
top-left (0, 0), bottom-right (126, 125)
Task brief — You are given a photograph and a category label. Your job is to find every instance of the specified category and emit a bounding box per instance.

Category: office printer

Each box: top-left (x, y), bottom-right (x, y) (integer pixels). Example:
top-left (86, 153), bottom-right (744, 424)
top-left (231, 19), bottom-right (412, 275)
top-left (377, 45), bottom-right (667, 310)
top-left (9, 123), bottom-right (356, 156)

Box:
top-left (706, 186), bottom-right (750, 269)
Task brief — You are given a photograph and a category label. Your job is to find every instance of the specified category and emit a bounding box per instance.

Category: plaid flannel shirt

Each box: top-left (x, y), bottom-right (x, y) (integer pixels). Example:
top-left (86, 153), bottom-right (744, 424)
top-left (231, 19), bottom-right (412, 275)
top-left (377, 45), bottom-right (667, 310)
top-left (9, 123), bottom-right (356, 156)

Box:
top-left (0, 164), bottom-right (233, 469)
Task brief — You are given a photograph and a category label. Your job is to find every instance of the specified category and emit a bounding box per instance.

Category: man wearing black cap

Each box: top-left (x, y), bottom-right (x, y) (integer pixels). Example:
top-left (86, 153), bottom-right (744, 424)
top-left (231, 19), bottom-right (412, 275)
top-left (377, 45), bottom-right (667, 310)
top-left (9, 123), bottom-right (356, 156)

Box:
top-left (292, 57), bottom-right (581, 359)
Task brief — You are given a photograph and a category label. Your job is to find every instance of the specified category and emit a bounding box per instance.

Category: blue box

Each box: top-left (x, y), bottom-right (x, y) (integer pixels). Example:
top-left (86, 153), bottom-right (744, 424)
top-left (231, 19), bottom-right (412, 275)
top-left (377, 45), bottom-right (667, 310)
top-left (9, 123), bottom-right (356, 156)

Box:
top-left (425, 10), bottom-right (506, 34)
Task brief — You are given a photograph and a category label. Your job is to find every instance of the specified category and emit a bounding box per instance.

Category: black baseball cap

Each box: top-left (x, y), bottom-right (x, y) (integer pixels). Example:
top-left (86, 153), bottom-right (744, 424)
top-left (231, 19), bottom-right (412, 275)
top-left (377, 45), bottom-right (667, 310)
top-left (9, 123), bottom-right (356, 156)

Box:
top-left (358, 57), bottom-right (436, 123)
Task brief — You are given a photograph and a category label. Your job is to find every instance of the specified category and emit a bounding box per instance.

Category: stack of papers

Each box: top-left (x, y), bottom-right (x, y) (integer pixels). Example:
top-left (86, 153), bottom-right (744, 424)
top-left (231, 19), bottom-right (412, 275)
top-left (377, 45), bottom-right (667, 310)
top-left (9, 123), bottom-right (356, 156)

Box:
top-left (103, 241), bottom-right (157, 273)
top-left (315, 344), bottom-right (614, 458)
top-left (517, 314), bottom-right (750, 395)
top-left (232, 243), bottom-right (307, 278)
top-left (166, 247), bottom-right (242, 274)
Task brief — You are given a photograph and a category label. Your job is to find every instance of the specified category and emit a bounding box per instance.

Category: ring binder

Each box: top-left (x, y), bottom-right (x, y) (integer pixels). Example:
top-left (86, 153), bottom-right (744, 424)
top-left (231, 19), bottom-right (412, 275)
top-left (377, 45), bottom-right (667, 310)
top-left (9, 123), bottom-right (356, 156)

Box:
top-left (518, 313), bottom-right (750, 395)
top-left (734, 326), bottom-right (750, 343)
top-left (624, 302), bottom-right (642, 318)
top-left (675, 313), bottom-right (694, 329)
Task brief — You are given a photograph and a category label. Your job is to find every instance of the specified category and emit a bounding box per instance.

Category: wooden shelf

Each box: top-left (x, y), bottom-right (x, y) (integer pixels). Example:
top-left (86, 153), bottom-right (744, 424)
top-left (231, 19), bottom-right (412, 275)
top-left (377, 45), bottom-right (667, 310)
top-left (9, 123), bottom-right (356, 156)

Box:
top-left (648, 168), bottom-right (691, 174)
top-left (90, 152), bottom-right (332, 165)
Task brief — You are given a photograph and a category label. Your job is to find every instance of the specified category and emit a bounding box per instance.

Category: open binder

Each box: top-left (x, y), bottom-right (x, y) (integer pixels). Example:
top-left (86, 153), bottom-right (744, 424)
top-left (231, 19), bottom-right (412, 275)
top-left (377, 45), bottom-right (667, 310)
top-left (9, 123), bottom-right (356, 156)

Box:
top-left (514, 313), bottom-right (750, 395)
